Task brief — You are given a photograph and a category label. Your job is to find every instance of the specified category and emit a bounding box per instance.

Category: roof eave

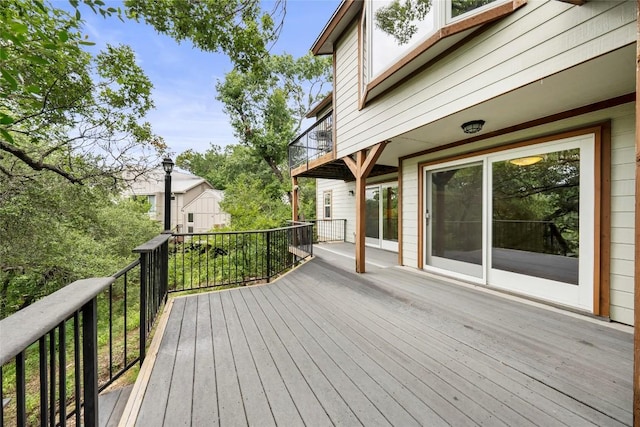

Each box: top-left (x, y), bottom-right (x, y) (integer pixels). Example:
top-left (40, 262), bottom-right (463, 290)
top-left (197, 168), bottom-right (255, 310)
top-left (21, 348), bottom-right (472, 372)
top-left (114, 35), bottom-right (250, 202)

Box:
top-left (311, 0), bottom-right (363, 55)
top-left (306, 93), bottom-right (333, 118)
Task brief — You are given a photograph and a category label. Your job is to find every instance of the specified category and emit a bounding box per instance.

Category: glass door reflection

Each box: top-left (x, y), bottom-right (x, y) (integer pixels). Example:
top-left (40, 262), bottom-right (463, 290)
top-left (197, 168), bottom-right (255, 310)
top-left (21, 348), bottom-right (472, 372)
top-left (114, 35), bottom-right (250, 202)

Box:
top-left (426, 163), bottom-right (484, 278)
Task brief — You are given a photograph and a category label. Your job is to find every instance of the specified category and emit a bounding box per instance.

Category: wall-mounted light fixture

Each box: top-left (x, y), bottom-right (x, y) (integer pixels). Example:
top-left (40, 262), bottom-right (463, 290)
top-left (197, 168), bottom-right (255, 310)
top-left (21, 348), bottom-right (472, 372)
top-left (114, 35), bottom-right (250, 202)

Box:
top-left (461, 120), bottom-right (485, 134)
top-left (348, 190), bottom-right (355, 196)
top-left (509, 156), bottom-right (543, 166)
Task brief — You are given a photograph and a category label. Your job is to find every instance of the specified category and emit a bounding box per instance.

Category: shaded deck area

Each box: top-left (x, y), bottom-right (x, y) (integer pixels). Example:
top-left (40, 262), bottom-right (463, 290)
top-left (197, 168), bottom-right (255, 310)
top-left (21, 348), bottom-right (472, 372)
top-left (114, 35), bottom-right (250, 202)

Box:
top-left (120, 245), bottom-right (633, 426)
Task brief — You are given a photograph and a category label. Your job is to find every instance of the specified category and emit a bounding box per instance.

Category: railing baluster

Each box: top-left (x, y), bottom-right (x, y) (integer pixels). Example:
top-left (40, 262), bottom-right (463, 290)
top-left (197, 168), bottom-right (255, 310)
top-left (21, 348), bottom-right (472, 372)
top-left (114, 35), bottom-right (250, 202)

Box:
top-left (109, 283), bottom-right (113, 381)
top-left (49, 329), bottom-right (56, 426)
top-left (39, 336), bottom-right (47, 427)
top-left (124, 270), bottom-right (128, 368)
top-left (16, 352), bottom-right (26, 426)
top-left (74, 312), bottom-right (81, 427)
top-left (59, 323), bottom-right (67, 424)
top-left (82, 298), bottom-right (99, 427)
top-left (139, 253), bottom-right (148, 363)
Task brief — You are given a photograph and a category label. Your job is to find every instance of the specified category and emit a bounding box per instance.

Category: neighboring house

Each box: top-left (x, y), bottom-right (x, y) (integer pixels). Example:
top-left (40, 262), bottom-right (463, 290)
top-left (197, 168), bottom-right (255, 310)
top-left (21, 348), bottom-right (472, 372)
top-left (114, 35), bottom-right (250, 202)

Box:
top-left (122, 168), bottom-right (230, 232)
top-left (289, 0), bottom-right (636, 326)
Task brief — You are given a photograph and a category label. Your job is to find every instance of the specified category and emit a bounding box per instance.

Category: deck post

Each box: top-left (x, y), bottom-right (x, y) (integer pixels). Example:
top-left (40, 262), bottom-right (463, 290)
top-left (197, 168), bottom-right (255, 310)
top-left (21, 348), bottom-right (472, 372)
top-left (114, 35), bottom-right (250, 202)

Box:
top-left (634, 2), bottom-right (640, 423)
top-left (343, 142), bottom-right (387, 273)
top-left (292, 176), bottom-right (299, 221)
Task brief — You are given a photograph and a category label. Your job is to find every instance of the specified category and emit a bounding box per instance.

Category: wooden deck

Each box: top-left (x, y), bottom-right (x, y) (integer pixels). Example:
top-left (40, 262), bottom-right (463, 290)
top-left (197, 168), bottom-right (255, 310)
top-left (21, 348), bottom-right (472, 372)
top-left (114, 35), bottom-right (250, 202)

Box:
top-left (120, 246), bottom-right (633, 426)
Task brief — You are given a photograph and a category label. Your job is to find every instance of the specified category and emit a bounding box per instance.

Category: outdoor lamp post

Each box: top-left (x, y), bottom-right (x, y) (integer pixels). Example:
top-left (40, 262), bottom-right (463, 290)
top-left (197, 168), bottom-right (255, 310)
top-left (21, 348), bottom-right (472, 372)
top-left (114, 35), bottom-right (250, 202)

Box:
top-left (162, 157), bottom-right (174, 231)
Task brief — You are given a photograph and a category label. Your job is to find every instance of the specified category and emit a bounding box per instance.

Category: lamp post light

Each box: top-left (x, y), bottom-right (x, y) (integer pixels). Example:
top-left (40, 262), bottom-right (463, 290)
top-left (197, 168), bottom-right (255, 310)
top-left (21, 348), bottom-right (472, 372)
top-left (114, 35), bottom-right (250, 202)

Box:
top-left (162, 157), bottom-right (174, 232)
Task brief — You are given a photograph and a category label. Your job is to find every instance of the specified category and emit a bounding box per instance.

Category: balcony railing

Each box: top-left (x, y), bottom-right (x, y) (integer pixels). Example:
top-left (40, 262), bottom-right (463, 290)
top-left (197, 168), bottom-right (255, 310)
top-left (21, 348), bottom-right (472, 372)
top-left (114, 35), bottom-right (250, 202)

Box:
top-left (289, 111), bottom-right (333, 170)
top-left (0, 234), bottom-right (169, 427)
top-left (169, 223), bottom-right (313, 293)
top-left (0, 223), bottom-right (313, 426)
top-left (310, 219), bottom-right (347, 243)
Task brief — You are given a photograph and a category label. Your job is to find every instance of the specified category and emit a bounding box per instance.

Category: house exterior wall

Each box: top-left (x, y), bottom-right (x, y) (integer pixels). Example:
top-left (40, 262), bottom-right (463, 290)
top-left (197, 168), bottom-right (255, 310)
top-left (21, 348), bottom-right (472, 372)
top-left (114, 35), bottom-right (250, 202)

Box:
top-left (334, 1), bottom-right (635, 158)
top-left (307, 0), bottom-right (636, 325)
top-left (401, 102), bottom-right (635, 325)
top-left (122, 170), bottom-right (229, 233)
top-left (182, 191), bottom-right (230, 233)
top-left (317, 179), bottom-right (356, 243)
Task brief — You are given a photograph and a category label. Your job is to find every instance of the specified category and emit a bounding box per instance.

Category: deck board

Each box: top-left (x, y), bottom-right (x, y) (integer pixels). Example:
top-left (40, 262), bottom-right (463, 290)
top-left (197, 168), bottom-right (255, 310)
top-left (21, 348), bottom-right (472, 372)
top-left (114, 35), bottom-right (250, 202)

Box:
top-left (191, 294), bottom-right (218, 426)
top-left (126, 246), bottom-right (633, 426)
top-left (99, 385), bottom-right (132, 427)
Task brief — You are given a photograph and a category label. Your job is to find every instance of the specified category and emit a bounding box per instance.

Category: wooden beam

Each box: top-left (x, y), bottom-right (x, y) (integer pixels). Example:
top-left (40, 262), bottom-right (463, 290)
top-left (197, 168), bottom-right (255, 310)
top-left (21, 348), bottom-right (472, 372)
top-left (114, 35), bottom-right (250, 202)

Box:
top-left (634, 2), bottom-right (640, 423)
top-left (354, 151), bottom-right (367, 273)
top-left (361, 142), bottom-right (388, 177)
top-left (343, 155), bottom-right (358, 177)
top-left (343, 143), bottom-right (388, 273)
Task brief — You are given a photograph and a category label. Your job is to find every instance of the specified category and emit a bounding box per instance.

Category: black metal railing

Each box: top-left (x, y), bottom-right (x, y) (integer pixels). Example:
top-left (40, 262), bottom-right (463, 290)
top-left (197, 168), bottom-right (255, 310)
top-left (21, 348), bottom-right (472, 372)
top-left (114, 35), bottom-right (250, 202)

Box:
top-left (0, 234), bottom-right (170, 427)
top-left (169, 222), bottom-right (314, 293)
top-left (493, 219), bottom-right (571, 255)
top-left (0, 223), bottom-right (310, 426)
top-left (310, 219), bottom-right (347, 243)
top-left (289, 111), bottom-right (333, 170)
top-left (435, 220), bottom-right (571, 256)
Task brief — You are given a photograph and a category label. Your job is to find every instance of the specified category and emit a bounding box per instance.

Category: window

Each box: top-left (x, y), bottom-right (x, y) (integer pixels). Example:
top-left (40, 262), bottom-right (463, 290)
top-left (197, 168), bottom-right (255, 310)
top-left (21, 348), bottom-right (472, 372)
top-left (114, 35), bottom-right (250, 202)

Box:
top-left (366, 0), bottom-right (502, 81)
top-left (188, 213), bottom-right (194, 223)
top-left (188, 226), bottom-right (194, 233)
top-left (147, 195), bottom-right (156, 212)
top-left (323, 191), bottom-right (332, 219)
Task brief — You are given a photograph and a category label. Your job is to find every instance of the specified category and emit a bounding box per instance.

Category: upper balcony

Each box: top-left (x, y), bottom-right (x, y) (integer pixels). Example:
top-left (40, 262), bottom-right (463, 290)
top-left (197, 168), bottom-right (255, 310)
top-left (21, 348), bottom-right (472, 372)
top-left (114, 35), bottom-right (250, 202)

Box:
top-left (288, 111), bottom-right (335, 177)
top-left (288, 110), bottom-right (398, 180)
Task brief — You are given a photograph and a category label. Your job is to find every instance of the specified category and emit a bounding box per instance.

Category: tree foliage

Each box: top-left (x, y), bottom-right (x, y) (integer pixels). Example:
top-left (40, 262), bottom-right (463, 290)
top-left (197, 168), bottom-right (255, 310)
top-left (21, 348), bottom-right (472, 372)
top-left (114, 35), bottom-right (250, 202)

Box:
top-left (124, 0), bottom-right (284, 72)
top-left (374, 0), bottom-right (495, 45)
top-left (374, 0), bottom-right (432, 45)
top-left (1, 0), bottom-right (165, 187)
top-left (0, 156), bottom-right (161, 318)
top-left (216, 53), bottom-right (331, 188)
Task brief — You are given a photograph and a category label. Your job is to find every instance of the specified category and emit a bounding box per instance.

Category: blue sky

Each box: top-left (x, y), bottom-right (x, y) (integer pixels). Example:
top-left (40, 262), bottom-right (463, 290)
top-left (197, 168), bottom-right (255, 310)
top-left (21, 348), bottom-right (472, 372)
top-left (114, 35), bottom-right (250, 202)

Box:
top-left (68, 0), bottom-right (339, 156)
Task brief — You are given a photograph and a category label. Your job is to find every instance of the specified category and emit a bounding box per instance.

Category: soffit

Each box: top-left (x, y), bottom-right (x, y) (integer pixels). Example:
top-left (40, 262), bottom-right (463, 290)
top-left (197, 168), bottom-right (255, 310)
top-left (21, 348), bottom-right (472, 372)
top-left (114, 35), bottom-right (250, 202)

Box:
top-left (370, 44), bottom-right (635, 167)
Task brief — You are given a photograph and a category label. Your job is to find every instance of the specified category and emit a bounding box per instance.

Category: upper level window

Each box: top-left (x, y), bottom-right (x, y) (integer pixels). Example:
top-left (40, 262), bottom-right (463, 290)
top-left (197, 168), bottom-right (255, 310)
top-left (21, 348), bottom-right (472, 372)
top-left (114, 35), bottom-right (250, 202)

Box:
top-left (366, 0), bottom-right (501, 81)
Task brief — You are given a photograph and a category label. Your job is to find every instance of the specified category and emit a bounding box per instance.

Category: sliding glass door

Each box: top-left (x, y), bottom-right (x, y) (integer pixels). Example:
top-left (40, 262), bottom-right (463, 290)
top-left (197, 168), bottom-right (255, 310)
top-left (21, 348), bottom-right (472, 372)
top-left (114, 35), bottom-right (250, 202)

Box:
top-left (487, 138), bottom-right (594, 310)
top-left (366, 183), bottom-right (398, 251)
top-left (425, 162), bottom-right (484, 279)
top-left (423, 134), bottom-right (595, 310)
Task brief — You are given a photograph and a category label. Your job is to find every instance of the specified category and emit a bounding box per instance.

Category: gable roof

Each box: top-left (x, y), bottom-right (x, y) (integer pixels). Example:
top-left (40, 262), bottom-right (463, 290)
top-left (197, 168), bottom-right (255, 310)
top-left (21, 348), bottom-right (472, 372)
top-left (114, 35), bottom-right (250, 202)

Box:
top-left (124, 168), bottom-right (213, 195)
top-left (182, 189), bottom-right (225, 211)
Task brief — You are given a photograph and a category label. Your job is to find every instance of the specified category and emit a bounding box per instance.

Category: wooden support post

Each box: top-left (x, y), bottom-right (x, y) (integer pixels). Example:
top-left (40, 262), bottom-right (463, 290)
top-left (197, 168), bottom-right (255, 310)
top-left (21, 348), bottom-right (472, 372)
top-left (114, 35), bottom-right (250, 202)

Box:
top-left (292, 176), bottom-right (299, 221)
top-left (634, 3), bottom-right (640, 423)
top-left (344, 142), bottom-right (387, 273)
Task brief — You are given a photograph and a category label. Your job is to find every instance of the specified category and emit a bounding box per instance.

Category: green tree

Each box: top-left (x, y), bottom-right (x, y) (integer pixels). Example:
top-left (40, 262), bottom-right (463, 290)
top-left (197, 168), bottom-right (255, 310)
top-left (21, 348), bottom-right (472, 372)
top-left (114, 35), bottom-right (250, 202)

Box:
top-left (220, 173), bottom-right (291, 230)
top-left (216, 53), bottom-right (331, 193)
top-left (176, 144), bottom-right (269, 191)
top-left (124, 0), bottom-right (283, 72)
top-left (1, 0), bottom-right (164, 186)
top-left (0, 156), bottom-right (161, 318)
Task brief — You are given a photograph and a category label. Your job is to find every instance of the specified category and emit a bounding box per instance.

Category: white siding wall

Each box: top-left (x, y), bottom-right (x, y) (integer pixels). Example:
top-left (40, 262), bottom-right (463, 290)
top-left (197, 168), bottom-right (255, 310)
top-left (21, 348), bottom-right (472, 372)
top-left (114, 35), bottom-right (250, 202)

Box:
top-left (401, 103), bottom-right (635, 325)
top-left (317, 179), bottom-right (357, 243)
top-left (609, 108), bottom-right (635, 325)
top-left (335, 22), bottom-right (361, 151)
top-left (334, 1), bottom-right (635, 158)
top-left (183, 192), bottom-right (230, 233)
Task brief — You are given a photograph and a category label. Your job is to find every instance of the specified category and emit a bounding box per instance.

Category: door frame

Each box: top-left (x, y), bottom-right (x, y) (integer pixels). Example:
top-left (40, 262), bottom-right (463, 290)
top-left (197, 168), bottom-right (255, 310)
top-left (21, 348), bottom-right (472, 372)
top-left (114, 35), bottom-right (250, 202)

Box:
top-left (365, 182), bottom-right (399, 252)
top-left (416, 123), bottom-right (610, 315)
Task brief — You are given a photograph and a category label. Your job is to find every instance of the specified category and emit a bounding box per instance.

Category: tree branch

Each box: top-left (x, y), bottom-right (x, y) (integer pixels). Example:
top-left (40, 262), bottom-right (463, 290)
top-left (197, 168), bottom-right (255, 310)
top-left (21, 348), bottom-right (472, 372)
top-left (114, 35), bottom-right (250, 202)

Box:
top-left (0, 139), bottom-right (84, 184)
